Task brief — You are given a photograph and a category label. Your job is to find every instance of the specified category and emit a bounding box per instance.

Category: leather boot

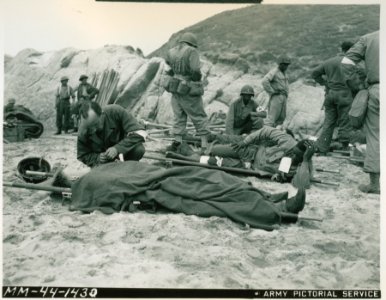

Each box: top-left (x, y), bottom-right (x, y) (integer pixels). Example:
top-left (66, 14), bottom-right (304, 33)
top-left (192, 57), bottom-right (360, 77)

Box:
top-left (166, 135), bottom-right (183, 152)
top-left (285, 188), bottom-right (306, 214)
top-left (359, 173), bottom-right (380, 194)
top-left (54, 130), bottom-right (61, 135)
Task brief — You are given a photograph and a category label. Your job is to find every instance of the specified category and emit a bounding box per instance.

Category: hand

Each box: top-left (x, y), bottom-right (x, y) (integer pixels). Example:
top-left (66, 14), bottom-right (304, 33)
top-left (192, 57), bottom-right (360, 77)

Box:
top-left (231, 141), bottom-right (246, 152)
top-left (303, 140), bottom-right (316, 161)
top-left (105, 147), bottom-right (118, 160)
top-left (99, 153), bottom-right (108, 164)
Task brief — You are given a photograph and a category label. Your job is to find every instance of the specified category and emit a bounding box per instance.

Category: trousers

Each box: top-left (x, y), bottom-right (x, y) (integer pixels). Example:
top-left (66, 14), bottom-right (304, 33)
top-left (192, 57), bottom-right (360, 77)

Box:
top-left (56, 99), bottom-right (71, 131)
top-left (264, 94), bottom-right (287, 127)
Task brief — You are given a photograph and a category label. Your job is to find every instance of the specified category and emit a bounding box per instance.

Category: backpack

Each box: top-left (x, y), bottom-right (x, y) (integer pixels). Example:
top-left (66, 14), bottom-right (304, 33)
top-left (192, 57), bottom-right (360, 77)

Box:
top-left (349, 89), bottom-right (369, 129)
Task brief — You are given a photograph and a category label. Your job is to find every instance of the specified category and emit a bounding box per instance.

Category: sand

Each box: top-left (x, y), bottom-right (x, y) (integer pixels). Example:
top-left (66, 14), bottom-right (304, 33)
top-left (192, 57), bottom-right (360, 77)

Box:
top-left (2, 132), bottom-right (380, 289)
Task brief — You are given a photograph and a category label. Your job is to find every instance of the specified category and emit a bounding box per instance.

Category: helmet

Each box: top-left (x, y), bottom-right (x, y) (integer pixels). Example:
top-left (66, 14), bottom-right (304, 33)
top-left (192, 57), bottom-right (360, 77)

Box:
top-left (79, 74), bottom-right (88, 81)
top-left (240, 85), bottom-right (255, 96)
top-left (180, 32), bottom-right (198, 48)
top-left (60, 76), bottom-right (69, 82)
top-left (277, 55), bottom-right (291, 64)
top-left (17, 157), bottom-right (51, 183)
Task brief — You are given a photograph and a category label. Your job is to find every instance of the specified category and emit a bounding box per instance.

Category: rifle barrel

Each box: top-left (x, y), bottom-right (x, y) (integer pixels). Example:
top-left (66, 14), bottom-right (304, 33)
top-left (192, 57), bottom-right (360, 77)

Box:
top-left (3, 181), bottom-right (71, 194)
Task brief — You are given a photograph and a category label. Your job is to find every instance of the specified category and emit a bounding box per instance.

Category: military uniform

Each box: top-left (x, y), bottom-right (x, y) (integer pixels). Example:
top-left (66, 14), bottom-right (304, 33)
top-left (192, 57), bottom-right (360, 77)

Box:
top-left (262, 65), bottom-right (290, 127)
top-left (77, 104), bottom-right (145, 167)
top-left (342, 31), bottom-right (379, 193)
top-left (312, 55), bottom-right (353, 152)
top-left (165, 33), bottom-right (210, 146)
top-left (55, 80), bottom-right (75, 133)
top-left (226, 85), bottom-right (258, 135)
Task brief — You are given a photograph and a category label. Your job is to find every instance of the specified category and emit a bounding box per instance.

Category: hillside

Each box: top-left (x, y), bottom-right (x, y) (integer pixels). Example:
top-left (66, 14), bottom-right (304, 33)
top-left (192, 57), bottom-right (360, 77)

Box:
top-left (150, 4), bottom-right (380, 80)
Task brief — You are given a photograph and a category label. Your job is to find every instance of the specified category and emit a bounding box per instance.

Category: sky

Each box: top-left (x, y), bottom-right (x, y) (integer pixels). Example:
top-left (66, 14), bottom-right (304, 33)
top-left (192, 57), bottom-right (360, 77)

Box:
top-left (1, 0), bottom-right (381, 57)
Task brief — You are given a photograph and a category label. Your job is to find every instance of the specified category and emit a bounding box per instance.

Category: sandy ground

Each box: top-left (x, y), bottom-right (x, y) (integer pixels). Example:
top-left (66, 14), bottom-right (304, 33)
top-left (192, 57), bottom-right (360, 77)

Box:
top-left (2, 132), bottom-right (380, 289)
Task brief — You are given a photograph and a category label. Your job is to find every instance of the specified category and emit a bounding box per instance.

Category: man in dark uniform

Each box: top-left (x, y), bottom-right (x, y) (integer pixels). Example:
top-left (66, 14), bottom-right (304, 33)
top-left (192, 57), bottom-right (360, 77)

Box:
top-left (312, 41), bottom-right (354, 153)
top-left (226, 85), bottom-right (262, 135)
top-left (55, 76), bottom-right (76, 135)
top-left (77, 102), bottom-right (146, 168)
top-left (73, 74), bottom-right (99, 132)
top-left (165, 32), bottom-right (210, 151)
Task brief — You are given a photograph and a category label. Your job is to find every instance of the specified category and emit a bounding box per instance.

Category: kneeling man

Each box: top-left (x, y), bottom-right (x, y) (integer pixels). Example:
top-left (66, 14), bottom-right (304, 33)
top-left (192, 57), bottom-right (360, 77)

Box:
top-left (77, 102), bottom-right (146, 167)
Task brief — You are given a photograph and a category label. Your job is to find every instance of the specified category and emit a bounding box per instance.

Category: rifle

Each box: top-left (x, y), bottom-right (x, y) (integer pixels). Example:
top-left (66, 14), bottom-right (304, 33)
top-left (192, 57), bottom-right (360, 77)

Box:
top-left (315, 168), bottom-right (340, 174)
top-left (3, 181), bottom-right (72, 199)
top-left (143, 153), bottom-right (339, 186)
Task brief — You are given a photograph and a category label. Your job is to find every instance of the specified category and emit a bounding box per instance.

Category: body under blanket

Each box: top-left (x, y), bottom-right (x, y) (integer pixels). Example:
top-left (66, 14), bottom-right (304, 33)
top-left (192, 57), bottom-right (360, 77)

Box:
top-left (70, 161), bottom-right (286, 230)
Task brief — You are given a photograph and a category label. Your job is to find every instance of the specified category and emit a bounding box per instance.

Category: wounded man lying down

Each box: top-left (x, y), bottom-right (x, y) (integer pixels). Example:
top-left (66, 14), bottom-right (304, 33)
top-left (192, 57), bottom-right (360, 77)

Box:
top-left (68, 161), bottom-right (306, 231)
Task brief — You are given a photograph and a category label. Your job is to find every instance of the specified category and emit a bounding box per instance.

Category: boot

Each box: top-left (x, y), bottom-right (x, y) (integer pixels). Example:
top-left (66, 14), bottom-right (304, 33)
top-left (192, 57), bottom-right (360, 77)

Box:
top-left (166, 135), bottom-right (183, 152)
top-left (359, 173), bottom-right (380, 194)
top-left (54, 130), bottom-right (61, 135)
top-left (285, 188), bottom-right (306, 214)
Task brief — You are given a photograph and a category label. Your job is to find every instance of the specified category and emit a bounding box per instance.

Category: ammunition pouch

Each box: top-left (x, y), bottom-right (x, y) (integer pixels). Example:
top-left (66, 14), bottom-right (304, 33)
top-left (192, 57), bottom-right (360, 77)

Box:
top-left (176, 80), bottom-right (190, 95)
top-left (166, 77), bottom-right (181, 94)
top-left (188, 81), bottom-right (204, 96)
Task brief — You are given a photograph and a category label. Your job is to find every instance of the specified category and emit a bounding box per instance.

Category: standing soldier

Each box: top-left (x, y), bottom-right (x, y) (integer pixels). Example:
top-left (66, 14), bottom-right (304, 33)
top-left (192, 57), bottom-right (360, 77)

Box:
top-left (55, 76), bottom-right (75, 135)
top-left (165, 32), bottom-right (210, 151)
top-left (312, 41), bottom-right (354, 153)
top-left (226, 85), bottom-right (259, 135)
top-left (74, 74), bottom-right (99, 132)
top-left (341, 31), bottom-right (379, 194)
top-left (262, 56), bottom-right (291, 128)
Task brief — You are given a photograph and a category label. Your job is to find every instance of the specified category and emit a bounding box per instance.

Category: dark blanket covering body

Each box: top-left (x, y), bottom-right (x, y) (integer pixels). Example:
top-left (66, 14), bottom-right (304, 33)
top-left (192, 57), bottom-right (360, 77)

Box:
top-left (70, 161), bottom-right (282, 230)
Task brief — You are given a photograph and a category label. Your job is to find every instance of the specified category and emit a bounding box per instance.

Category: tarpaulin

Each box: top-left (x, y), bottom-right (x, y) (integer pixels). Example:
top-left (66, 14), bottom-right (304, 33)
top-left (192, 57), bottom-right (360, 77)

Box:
top-left (70, 161), bottom-right (285, 230)
top-left (4, 106), bottom-right (44, 138)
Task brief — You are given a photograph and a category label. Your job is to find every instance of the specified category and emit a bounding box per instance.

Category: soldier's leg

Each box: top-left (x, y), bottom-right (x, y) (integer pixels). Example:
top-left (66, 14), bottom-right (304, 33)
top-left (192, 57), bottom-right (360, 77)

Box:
top-left (264, 94), bottom-right (284, 127)
top-left (315, 92), bottom-right (338, 153)
top-left (171, 94), bottom-right (188, 143)
top-left (360, 84), bottom-right (380, 194)
top-left (277, 96), bottom-right (288, 126)
top-left (55, 101), bottom-right (63, 134)
top-left (63, 101), bottom-right (71, 133)
top-left (124, 143), bottom-right (145, 161)
top-left (336, 89), bottom-right (354, 147)
top-left (179, 94), bottom-right (210, 149)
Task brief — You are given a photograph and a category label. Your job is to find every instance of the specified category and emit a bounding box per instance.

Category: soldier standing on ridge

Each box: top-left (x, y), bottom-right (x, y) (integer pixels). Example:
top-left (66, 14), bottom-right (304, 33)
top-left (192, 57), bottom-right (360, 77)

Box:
top-left (55, 76), bottom-right (76, 135)
top-left (312, 41), bottom-right (354, 153)
top-left (73, 74), bottom-right (99, 132)
top-left (226, 85), bottom-right (266, 135)
top-left (262, 56), bottom-right (291, 128)
top-left (341, 31), bottom-right (380, 194)
top-left (165, 32), bottom-right (210, 152)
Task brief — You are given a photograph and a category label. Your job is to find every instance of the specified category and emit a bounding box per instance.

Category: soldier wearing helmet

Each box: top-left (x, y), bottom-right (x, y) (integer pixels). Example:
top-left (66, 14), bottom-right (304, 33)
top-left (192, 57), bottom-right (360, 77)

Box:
top-left (55, 76), bottom-right (76, 135)
top-left (4, 98), bottom-right (17, 114)
top-left (165, 32), bottom-right (210, 152)
top-left (225, 85), bottom-right (264, 135)
top-left (262, 55), bottom-right (291, 128)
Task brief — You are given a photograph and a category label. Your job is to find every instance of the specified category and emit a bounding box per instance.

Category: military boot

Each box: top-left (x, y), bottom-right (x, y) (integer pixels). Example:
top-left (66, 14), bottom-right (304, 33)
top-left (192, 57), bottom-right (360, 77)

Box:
top-left (285, 188), bottom-right (306, 214)
top-left (359, 173), bottom-right (380, 194)
top-left (54, 130), bottom-right (62, 135)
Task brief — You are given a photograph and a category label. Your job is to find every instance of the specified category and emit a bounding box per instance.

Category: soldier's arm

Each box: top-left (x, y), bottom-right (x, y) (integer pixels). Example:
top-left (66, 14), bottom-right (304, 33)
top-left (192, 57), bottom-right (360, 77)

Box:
top-left (311, 63), bottom-right (327, 86)
top-left (341, 36), bottom-right (366, 81)
top-left (225, 103), bottom-right (235, 135)
top-left (243, 129), bottom-right (262, 145)
top-left (77, 136), bottom-right (101, 168)
top-left (261, 69), bottom-right (277, 95)
top-left (89, 85), bottom-right (100, 99)
top-left (112, 106), bottom-right (145, 155)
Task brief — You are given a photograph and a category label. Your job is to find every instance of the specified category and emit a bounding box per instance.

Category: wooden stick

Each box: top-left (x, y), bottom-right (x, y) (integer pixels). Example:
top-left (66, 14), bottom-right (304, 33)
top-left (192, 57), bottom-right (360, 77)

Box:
top-left (315, 168), bottom-right (340, 174)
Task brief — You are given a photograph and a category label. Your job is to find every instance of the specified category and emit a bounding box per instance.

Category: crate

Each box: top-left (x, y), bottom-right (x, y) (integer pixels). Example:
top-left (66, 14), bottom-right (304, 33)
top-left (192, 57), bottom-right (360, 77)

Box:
top-left (3, 124), bottom-right (25, 142)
